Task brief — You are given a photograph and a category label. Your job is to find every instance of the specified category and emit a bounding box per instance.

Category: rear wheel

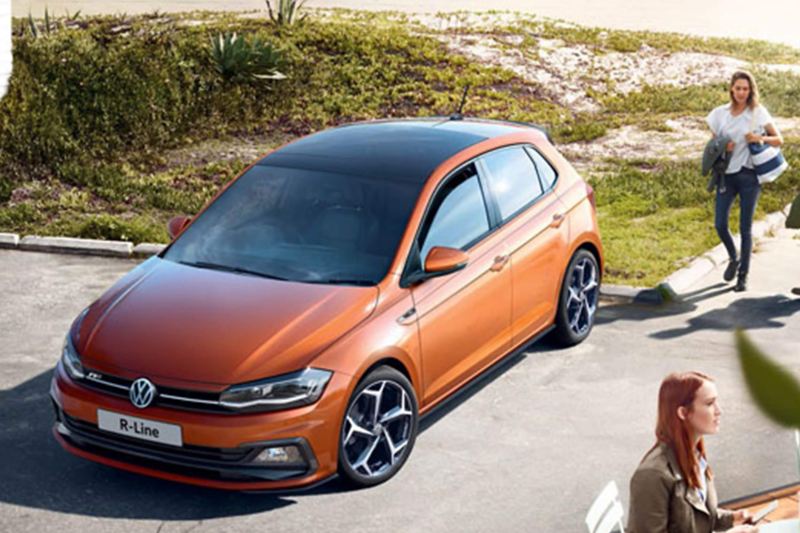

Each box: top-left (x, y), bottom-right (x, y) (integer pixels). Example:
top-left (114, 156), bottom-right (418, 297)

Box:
top-left (553, 249), bottom-right (600, 346)
top-left (338, 366), bottom-right (418, 488)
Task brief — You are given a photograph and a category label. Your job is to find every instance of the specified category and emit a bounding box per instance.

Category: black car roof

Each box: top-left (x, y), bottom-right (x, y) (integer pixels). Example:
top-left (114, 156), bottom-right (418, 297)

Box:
top-left (257, 118), bottom-right (537, 183)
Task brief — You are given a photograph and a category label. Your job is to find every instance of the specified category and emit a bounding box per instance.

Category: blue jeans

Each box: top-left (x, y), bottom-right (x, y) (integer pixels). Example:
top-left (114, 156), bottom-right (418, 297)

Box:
top-left (715, 168), bottom-right (761, 275)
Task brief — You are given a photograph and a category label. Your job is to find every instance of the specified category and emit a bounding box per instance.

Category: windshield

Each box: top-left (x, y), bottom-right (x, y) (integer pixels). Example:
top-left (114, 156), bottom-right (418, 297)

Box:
top-left (163, 165), bottom-right (421, 285)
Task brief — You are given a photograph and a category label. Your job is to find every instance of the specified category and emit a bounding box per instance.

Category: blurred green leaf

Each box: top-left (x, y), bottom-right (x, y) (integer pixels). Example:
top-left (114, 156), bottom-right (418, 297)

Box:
top-left (736, 329), bottom-right (800, 427)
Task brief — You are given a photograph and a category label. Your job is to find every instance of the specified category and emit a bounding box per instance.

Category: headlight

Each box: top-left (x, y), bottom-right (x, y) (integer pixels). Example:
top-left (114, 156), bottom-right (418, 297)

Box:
top-left (61, 307), bottom-right (90, 381)
top-left (219, 368), bottom-right (332, 412)
top-left (61, 334), bottom-right (85, 380)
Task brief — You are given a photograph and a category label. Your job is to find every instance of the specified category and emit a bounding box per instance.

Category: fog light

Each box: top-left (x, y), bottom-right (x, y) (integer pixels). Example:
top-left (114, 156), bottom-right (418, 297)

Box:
top-left (252, 445), bottom-right (304, 466)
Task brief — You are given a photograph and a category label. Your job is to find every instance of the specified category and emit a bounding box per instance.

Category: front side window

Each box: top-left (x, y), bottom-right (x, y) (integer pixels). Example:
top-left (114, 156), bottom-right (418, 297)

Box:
top-left (418, 164), bottom-right (490, 262)
top-left (481, 146), bottom-right (544, 221)
top-left (163, 165), bottom-right (421, 285)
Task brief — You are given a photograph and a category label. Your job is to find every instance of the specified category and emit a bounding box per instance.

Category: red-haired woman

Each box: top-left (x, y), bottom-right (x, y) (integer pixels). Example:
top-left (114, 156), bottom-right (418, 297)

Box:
top-left (626, 372), bottom-right (758, 533)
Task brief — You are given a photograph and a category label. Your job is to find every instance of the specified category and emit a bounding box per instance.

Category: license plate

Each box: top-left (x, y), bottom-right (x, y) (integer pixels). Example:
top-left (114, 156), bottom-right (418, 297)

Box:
top-left (97, 409), bottom-right (183, 447)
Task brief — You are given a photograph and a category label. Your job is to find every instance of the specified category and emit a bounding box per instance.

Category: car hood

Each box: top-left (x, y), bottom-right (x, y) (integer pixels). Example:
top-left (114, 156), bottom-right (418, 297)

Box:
top-left (77, 258), bottom-right (378, 389)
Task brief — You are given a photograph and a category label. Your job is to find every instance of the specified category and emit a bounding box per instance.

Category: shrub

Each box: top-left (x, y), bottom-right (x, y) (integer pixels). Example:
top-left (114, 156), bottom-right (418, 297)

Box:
top-left (71, 213), bottom-right (168, 243)
top-left (209, 32), bottom-right (286, 82)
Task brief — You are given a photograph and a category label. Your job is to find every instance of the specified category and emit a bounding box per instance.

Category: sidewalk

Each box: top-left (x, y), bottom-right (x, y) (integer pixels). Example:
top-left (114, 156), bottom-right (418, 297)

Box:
top-left (661, 227), bottom-right (800, 366)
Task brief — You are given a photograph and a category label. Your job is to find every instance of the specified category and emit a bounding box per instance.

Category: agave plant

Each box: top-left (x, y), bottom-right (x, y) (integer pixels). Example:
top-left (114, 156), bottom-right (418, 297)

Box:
top-left (26, 8), bottom-right (82, 38)
top-left (209, 32), bottom-right (286, 83)
top-left (27, 12), bottom-right (42, 39)
top-left (265, 0), bottom-right (307, 26)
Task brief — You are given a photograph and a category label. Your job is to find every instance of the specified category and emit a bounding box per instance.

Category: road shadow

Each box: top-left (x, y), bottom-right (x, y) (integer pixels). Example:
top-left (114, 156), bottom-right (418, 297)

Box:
top-left (596, 282), bottom-right (735, 327)
top-left (0, 342), bottom-right (531, 515)
top-left (0, 371), bottom-right (296, 520)
top-left (651, 294), bottom-right (800, 339)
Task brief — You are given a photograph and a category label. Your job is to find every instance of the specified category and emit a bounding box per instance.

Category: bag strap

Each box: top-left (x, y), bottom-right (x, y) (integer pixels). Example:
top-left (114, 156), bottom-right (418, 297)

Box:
top-left (749, 104), bottom-right (759, 133)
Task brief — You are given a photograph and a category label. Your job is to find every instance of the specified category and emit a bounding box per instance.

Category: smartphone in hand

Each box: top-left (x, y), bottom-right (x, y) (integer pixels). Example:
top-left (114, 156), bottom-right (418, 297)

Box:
top-left (748, 500), bottom-right (778, 525)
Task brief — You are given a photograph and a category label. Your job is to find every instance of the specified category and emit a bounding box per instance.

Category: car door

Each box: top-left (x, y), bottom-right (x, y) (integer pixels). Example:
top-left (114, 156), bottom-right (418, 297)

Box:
top-left (407, 162), bottom-right (513, 407)
top-left (478, 145), bottom-right (570, 346)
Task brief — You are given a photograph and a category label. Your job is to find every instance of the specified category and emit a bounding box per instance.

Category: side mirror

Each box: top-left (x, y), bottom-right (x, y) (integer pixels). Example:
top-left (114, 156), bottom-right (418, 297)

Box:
top-left (424, 246), bottom-right (469, 275)
top-left (167, 215), bottom-right (192, 240)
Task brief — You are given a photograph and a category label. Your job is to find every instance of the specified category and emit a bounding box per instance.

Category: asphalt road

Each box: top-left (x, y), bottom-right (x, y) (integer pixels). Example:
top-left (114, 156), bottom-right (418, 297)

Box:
top-left (1, 230), bottom-right (799, 532)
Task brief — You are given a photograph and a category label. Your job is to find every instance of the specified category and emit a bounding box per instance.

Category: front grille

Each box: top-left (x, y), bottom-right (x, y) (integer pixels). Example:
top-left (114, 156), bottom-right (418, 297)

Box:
top-left (63, 412), bottom-right (255, 463)
top-left (57, 411), bottom-right (312, 482)
top-left (81, 369), bottom-right (230, 414)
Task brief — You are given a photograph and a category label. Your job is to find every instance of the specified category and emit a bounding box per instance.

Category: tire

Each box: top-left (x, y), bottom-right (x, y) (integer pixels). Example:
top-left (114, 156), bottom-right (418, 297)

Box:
top-left (552, 249), bottom-right (600, 347)
top-left (337, 366), bottom-right (419, 488)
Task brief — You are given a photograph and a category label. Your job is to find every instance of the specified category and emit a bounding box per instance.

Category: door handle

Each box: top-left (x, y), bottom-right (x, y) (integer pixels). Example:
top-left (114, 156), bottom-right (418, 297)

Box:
top-left (396, 307), bottom-right (417, 325)
top-left (549, 212), bottom-right (565, 228)
top-left (489, 254), bottom-right (509, 272)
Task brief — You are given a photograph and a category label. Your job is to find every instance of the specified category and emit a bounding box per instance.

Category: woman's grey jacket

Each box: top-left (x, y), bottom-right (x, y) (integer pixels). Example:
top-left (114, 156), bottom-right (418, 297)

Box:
top-left (626, 442), bottom-right (736, 533)
top-left (703, 134), bottom-right (732, 192)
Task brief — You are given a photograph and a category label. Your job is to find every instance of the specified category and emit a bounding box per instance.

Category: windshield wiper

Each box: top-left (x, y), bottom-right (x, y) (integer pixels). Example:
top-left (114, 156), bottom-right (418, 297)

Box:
top-left (179, 260), bottom-right (289, 281)
top-left (305, 278), bottom-right (375, 286)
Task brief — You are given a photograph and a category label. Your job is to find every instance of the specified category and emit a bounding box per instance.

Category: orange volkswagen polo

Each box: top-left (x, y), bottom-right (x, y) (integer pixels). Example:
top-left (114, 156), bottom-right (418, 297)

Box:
top-left (51, 118), bottom-right (603, 491)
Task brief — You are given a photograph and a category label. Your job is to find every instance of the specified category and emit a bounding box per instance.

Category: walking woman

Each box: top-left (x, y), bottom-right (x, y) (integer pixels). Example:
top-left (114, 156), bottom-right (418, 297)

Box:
top-left (706, 70), bottom-right (784, 292)
top-left (626, 372), bottom-right (758, 533)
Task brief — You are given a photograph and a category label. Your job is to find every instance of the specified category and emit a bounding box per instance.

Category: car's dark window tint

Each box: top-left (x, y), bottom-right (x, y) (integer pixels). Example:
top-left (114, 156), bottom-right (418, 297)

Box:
top-left (525, 145), bottom-right (558, 190)
top-left (481, 147), bottom-right (544, 221)
top-left (162, 165), bottom-right (420, 285)
top-left (418, 164), bottom-right (490, 262)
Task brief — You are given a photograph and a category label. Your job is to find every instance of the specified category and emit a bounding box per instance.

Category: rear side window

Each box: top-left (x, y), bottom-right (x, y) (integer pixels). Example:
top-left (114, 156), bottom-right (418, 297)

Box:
top-left (480, 147), bottom-right (544, 221)
top-left (418, 164), bottom-right (490, 262)
top-left (525, 146), bottom-right (558, 190)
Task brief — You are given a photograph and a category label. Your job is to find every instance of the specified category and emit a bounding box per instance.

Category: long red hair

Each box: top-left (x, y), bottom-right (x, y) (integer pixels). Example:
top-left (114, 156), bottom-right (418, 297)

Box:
top-left (651, 371), bottom-right (714, 489)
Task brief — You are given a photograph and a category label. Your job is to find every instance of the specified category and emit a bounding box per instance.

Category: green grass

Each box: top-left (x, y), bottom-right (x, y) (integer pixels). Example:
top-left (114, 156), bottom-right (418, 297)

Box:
top-left (595, 140), bottom-right (800, 286)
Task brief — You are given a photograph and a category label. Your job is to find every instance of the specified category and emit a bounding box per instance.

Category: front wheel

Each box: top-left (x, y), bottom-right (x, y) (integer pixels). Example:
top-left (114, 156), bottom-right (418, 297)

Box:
top-left (337, 366), bottom-right (418, 488)
top-left (552, 249), bottom-right (600, 346)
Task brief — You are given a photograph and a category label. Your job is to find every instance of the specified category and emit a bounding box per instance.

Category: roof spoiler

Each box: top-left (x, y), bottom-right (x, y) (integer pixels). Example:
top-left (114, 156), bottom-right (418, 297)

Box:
top-left (504, 120), bottom-right (553, 143)
top-left (439, 115), bottom-right (553, 143)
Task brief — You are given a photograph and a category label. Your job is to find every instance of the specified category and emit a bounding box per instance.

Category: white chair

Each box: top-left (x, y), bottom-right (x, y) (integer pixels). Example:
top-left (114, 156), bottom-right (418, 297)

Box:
top-left (586, 480), bottom-right (625, 533)
top-left (794, 430), bottom-right (800, 477)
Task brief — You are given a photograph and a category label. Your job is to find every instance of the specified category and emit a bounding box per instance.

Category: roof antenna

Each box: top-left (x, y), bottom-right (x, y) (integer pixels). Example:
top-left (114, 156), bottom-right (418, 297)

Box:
top-left (450, 84), bottom-right (470, 121)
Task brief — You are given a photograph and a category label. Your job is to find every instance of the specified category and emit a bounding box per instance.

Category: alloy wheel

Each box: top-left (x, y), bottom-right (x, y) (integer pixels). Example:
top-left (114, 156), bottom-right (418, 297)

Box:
top-left (565, 256), bottom-right (599, 336)
top-left (341, 380), bottom-right (414, 479)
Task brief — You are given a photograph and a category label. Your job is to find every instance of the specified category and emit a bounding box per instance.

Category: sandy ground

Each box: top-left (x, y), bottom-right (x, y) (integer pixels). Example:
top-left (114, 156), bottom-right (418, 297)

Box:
top-left (437, 32), bottom-right (747, 113)
top-left (560, 117), bottom-right (800, 174)
top-left (13, 0), bottom-right (800, 49)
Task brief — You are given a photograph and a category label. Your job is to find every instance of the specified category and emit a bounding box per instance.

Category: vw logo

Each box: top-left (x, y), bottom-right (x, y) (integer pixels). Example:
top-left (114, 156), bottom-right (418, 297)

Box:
top-left (130, 378), bottom-right (157, 409)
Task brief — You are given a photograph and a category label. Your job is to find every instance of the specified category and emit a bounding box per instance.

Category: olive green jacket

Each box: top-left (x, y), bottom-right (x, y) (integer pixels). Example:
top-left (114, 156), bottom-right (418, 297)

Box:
top-left (627, 442), bottom-right (735, 533)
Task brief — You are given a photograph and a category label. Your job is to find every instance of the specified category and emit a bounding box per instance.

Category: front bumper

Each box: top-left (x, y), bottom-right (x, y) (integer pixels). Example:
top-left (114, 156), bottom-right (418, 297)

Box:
top-left (50, 361), bottom-right (350, 491)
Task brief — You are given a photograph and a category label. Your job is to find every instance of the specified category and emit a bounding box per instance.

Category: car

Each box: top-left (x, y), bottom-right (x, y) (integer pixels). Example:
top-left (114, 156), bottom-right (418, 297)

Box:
top-left (50, 117), bottom-right (603, 490)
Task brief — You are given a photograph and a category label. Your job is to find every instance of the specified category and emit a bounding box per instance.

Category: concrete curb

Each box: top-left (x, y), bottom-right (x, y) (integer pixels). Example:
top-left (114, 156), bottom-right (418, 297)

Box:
top-left (0, 202), bottom-right (791, 306)
top-left (0, 232), bottom-right (19, 249)
top-left (656, 203), bottom-right (791, 300)
top-left (18, 236), bottom-right (133, 258)
top-left (0, 234), bottom-right (168, 259)
top-left (133, 243), bottom-right (167, 258)
top-left (599, 284), bottom-right (664, 305)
